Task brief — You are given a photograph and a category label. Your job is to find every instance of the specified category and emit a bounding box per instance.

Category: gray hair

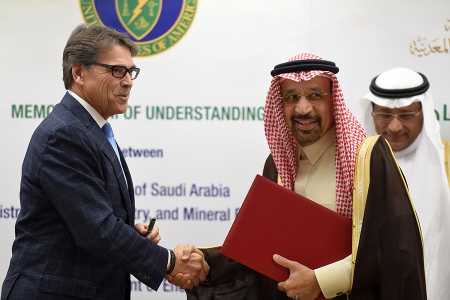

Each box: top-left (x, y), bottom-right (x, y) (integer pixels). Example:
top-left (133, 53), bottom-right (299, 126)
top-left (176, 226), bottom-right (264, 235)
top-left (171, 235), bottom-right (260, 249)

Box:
top-left (62, 24), bottom-right (137, 89)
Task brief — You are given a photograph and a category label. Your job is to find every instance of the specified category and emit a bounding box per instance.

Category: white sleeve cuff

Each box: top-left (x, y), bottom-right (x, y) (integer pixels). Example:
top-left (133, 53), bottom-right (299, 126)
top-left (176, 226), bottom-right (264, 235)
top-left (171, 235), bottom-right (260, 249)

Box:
top-left (314, 255), bottom-right (352, 299)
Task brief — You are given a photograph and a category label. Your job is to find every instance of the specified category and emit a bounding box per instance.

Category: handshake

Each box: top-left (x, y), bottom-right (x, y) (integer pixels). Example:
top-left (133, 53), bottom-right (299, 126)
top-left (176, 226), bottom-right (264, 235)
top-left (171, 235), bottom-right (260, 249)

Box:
top-left (166, 244), bottom-right (209, 289)
top-left (136, 222), bottom-right (209, 290)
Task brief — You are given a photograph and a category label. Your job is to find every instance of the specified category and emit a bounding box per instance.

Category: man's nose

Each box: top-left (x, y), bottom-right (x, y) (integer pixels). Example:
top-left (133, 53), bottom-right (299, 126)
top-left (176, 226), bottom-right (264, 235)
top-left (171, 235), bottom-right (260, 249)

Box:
top-left (387, 116), bottom-right (403, 133)
top-left (121, 72), bottom-right (133, 87)
top-left (294, 96), bottom-right (313, 115)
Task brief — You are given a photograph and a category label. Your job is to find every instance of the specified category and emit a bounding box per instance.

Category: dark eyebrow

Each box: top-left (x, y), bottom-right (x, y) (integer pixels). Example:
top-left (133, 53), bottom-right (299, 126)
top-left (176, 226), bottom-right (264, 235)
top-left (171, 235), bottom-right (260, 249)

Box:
top-left (115, 64), bottom-right (138, 69)
top-left (309, 87), bottom-right (325, 92)
top-left (374, 103), bottom-right (422, 113)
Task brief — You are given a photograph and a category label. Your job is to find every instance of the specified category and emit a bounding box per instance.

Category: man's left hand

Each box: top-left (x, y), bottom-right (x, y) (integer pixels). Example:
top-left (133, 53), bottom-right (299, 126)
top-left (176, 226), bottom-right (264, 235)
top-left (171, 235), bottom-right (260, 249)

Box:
top-left (273, 254), bottom-right (321, 300)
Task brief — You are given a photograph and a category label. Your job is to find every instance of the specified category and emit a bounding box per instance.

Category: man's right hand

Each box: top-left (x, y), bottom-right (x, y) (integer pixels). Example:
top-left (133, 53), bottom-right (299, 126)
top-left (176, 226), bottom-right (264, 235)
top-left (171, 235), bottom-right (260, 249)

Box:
top-left (166, 244), bottom-right (209, 289)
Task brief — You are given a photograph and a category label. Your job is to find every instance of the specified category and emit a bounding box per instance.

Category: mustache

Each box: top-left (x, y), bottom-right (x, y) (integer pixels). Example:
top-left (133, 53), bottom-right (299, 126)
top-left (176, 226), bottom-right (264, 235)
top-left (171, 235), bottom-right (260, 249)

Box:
top-left (292, 113), bottom-right (321, 122)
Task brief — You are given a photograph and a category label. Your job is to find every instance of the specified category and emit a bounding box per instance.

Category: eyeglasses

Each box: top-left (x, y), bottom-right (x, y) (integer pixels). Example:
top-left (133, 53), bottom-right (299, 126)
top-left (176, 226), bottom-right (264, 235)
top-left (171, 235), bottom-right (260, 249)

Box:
top-left (372, 108), bottom-right (422, 123)
top-left (282, 91), bottom-right (330, 103)
top-left (91, 63), bottom-right (140, 80)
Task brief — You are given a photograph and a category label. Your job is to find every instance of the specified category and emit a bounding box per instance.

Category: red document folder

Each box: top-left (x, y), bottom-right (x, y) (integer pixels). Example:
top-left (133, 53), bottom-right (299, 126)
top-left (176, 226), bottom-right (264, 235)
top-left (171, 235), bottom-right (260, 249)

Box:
top-left (221, 175), bottom-right (352, 281)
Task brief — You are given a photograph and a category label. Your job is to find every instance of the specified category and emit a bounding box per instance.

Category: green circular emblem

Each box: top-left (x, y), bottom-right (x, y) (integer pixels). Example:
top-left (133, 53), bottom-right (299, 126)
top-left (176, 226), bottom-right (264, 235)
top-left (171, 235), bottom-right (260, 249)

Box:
top-left (79, 0), bottom-right (197, 56)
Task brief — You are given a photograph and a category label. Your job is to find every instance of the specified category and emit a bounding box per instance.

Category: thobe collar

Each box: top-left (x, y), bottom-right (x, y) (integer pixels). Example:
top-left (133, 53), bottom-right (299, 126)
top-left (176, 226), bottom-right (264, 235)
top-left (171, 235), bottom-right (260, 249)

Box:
top-left (299, 127), bottom-right (336, 165)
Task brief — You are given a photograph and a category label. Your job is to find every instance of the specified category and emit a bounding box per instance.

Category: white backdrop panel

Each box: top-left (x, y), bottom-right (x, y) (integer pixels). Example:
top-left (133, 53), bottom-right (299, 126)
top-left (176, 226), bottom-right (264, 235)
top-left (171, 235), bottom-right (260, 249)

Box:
top-left (0, 1), bottom-right (448, 299)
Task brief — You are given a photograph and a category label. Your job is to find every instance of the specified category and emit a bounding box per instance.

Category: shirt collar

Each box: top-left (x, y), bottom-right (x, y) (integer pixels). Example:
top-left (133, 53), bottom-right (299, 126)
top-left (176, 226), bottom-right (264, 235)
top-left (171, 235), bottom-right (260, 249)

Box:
top-left (67, 90), bottom-right (107, 128)
top-left (299, 127), bottom-right (336, 165)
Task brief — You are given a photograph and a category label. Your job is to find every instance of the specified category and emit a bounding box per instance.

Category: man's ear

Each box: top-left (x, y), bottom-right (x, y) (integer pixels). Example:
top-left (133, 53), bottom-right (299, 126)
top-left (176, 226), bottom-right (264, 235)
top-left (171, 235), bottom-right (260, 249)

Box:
top-left (72, 64), bottom-right (84, 86)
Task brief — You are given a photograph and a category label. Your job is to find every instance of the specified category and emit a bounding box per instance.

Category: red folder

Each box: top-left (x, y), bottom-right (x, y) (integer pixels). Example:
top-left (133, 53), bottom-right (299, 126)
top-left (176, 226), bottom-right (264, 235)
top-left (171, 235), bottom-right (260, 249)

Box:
top-left (221, 175), bottom-right (351, 281)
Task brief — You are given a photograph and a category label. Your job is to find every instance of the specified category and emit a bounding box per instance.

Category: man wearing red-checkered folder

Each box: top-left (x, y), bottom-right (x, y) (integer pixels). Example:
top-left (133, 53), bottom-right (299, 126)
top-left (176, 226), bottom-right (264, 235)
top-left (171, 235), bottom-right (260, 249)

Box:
top-left (187, 53), bottom-right (426, 300)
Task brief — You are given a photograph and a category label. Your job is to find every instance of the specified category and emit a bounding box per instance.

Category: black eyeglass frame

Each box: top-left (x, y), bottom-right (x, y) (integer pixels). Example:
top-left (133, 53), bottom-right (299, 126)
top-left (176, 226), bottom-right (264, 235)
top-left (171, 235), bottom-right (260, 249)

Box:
top-left (90, 62), bottom-right (140, 80)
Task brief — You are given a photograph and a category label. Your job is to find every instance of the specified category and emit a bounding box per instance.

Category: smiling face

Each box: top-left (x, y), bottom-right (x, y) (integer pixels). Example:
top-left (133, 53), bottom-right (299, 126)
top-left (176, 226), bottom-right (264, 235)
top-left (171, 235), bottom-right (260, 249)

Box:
top-left (372, 102), bottom-right (423, 152)
top-left (281, 76), bottom-right (333, 146)
top-left (72, 44), bottom-right (135, 119)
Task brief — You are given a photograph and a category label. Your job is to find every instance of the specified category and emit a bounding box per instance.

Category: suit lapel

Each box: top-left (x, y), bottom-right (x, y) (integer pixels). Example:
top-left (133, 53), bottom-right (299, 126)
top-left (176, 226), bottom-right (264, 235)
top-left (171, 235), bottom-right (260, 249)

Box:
top-left (100, 141), bottom-right (134, 223)
top-left (119, 148), bottom-right (135, 224)
top-left (61, 92), bottom-right (134, 223)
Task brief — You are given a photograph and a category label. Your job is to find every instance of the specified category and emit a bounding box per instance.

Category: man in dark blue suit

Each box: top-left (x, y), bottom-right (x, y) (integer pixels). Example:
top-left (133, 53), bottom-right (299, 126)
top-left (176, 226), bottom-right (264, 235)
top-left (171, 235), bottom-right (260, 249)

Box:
top-left (1, 24), bottom-right (208, 300)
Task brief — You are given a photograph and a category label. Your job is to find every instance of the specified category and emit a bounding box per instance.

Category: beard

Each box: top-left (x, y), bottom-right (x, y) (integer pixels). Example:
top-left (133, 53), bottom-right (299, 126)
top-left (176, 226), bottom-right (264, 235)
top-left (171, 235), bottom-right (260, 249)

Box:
top-left (290, 114), bottom-right (323, 146)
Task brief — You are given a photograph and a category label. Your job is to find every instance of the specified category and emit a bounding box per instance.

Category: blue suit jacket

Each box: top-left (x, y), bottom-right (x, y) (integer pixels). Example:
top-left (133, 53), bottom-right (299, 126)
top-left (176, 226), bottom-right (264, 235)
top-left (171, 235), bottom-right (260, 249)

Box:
top-left (1, 93), bottom-right (168, 300)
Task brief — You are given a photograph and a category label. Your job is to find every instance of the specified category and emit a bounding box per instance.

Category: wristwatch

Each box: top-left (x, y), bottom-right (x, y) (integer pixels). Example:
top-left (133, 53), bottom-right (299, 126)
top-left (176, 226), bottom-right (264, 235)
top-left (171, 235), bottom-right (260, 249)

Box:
top-left (166, 249), bottom-right (176, 274)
